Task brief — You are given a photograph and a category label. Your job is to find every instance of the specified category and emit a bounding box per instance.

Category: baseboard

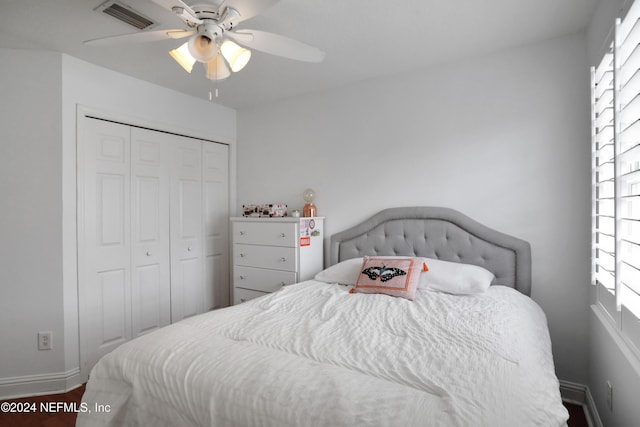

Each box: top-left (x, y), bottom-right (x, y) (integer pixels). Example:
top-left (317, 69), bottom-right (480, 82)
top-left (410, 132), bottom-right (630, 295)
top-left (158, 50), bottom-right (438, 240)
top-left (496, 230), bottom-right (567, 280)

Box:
top-left (0, 368), bottom-right (82, 400)
top-left (584, 386), bottom-right (603, 427)
top-left (560, 380), bottom-right (586, 404)
top-left (560, 380), bottom-right (602, 427)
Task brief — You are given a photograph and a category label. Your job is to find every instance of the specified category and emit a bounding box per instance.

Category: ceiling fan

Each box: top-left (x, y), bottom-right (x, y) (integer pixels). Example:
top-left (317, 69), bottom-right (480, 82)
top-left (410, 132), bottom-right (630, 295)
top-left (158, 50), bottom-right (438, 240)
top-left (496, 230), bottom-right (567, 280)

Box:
top-left (85, 0), bottom-right (325, 81)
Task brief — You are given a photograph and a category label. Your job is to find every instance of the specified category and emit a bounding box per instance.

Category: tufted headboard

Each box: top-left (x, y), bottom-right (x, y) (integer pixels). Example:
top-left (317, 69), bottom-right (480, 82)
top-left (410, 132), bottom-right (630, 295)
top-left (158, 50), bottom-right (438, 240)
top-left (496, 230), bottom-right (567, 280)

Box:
top-left (329, 207), bottom-right (532, 296)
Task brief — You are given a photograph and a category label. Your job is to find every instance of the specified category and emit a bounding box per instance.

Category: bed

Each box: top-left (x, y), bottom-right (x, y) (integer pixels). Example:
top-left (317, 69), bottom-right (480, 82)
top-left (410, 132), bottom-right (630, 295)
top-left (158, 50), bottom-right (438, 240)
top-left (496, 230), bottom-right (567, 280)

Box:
top-left (77, 206), bottom-right (568, 426)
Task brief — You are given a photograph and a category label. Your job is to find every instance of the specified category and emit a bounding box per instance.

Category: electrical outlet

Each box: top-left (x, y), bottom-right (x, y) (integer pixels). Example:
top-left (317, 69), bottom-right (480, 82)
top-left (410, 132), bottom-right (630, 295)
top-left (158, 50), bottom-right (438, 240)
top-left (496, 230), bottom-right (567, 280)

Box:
top-left (606, 380), bottom-right (613, 412)
top-left (38, 331), bottom-right (52, 351)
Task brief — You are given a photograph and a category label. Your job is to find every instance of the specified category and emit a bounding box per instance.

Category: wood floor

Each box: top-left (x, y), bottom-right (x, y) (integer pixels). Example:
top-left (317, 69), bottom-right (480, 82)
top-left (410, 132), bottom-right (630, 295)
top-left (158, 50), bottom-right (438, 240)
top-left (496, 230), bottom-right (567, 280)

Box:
top-left (565, 401), bottom-right (590, 427)
top-left (0, 384), bottom-right (85, 427)
top-left (0, 385), bottom-right (588, 426)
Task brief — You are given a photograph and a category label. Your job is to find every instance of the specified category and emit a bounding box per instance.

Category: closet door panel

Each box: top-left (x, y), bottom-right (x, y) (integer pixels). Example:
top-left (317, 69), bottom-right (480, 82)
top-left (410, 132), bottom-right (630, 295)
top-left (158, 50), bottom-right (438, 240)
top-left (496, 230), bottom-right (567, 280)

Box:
top-left (131, 128), bottom-right (171, 337)
top-left (95, 173), bottom-right (128, 264)
top-left (179, 180), bottom-right (202, 241)
top-left (180, 257), bottom-right (202, 317)
top-left (80, 118), bottom-right (132, 370)
top-left (171, 138), bottom-right (203, 321)
top-left (203, 142), bottom-right (230, 310)
top-left (99, 269), bottom-right (128, 346)
top-left (135, 264), bottom-right (162, 332)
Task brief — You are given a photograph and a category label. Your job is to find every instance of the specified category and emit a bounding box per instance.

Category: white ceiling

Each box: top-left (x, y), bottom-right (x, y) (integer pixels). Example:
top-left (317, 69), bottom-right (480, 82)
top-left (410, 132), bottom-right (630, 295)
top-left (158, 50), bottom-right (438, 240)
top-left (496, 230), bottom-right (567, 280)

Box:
top-left (0, 0), bottom-right (599, 110)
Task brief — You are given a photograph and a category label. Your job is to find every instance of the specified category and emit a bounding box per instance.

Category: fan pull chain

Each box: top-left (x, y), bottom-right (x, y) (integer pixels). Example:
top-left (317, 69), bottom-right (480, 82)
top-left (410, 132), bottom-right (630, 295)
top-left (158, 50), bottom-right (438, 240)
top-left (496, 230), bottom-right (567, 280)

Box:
top-left (208, 85), bottom-right (219, 101)
top-left (208, 74), bottom-right (219, 101)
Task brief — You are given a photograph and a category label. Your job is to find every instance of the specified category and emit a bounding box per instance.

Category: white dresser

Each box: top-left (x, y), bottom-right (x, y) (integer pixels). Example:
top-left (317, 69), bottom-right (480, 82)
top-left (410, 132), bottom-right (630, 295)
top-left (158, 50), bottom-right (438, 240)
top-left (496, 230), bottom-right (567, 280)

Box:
top-left (230, 217), bottom-right (324, 304)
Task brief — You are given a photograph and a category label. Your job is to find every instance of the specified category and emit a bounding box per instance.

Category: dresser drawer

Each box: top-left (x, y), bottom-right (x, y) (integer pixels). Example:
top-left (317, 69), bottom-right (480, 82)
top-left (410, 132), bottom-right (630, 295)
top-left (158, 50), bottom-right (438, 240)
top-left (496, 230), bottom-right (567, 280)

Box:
top-left (233, 222), bottom-right (297, 247)
top-left (233, 287), bottom-right (268, 304)
top-left (234, 244), bottom-right (297, 271)
top-left (234, 266), bottom-right (297, 293)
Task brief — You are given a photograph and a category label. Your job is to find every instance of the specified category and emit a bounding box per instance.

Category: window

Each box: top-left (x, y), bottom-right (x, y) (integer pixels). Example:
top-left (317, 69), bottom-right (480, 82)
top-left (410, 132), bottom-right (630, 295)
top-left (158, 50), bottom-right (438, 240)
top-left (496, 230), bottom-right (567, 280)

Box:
top-left (592, 0), bottom-right (640, 353)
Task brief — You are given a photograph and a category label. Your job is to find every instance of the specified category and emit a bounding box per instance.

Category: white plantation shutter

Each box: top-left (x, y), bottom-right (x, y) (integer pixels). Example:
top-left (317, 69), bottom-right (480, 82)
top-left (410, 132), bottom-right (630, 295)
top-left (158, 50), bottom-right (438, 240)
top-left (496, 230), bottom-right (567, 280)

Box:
top-left (592, 49), bottom-right (616, 317)
top-left (618, 4), bottom-right (640, 347)
top-left (591, 0), bottom-right (640, 353)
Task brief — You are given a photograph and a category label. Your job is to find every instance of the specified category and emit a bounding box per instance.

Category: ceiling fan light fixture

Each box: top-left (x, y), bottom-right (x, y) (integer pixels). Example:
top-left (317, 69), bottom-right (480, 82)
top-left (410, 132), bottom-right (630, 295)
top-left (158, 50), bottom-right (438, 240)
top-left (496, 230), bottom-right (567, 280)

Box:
top-left (188, 34), bottom-right (218, 62)
top-left (169, 42), bottom-right (196, 73)
top-left (206, 54), bottom-right (231, 81)
top-left (220, 40), bottom-right (251, 72)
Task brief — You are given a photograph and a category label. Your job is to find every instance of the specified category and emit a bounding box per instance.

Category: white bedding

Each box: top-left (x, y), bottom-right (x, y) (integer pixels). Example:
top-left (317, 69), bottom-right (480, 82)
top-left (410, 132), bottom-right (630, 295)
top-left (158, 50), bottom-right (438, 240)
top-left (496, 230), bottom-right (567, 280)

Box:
top-left (77, 282), bottom-right (568, 427)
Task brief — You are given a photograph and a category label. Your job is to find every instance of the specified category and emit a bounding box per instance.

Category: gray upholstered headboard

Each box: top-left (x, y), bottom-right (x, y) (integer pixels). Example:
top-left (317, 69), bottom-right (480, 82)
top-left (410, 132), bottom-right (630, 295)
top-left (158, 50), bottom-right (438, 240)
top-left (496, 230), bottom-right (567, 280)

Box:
top-left (329, 207), bottom-right (532, 296)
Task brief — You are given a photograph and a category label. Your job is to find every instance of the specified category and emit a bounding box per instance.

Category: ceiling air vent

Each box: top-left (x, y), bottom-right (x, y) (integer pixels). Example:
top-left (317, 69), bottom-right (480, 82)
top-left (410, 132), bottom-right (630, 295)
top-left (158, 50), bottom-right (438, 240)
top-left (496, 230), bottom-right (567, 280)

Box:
top-left (95, 0), bottom-right (156, 30)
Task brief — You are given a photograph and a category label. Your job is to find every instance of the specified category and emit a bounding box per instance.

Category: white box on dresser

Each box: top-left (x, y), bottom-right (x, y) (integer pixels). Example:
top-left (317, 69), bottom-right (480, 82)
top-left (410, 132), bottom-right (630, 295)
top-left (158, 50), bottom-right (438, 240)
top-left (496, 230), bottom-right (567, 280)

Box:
top-left (231, 217), bottom-right (324, 304)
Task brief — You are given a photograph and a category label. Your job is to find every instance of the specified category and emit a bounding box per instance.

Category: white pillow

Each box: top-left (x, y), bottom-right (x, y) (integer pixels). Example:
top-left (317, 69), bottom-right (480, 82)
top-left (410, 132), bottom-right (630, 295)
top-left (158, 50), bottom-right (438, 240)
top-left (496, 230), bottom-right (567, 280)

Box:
top-left (419, 258), bottom-right (495, 295)
top-left (314, 258), bottom-right (364, 285)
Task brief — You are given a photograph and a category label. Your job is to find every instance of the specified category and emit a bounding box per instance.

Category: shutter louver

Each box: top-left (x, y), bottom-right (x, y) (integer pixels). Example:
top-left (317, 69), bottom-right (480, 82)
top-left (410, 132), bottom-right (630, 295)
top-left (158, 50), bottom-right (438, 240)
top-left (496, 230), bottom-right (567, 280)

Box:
top-left (618, 5), bottom-right (640, 330)
top-left (592, 0), bottom-right (640, 353)
top-left (593, 50), bottom-right (617, 318)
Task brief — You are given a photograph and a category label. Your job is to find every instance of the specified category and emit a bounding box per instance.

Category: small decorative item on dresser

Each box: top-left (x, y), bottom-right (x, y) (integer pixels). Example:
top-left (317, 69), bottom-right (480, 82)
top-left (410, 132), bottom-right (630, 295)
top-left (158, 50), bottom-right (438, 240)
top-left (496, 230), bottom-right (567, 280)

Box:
top-left (261, 204), bottom-right (288, 217)
top-left (291, 209), bottom-right (301, 217)
top-left (302, 188), bottom-right (317, 217)
top-left (242, 203), bottom-right (288, 217)
top-left (242, 204), bottom-right (261, 217)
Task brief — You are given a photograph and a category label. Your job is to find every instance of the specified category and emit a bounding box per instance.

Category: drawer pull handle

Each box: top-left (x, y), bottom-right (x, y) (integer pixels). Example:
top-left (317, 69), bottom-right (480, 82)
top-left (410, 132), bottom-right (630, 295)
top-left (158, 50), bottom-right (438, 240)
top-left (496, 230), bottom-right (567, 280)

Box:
top-left (146, 251), bottom-right (152, 256)
top-left (280, 282), bottom-right (286, 286)
top-left (280, 233), bottom-right (286, 238)
top-left (239, 275), bottom-right (245, 280)
top-left (240, 253), bottom-right (246, 258)
top-left (240, 298), bottom-right (246, 303)
top-left (239, 231), bottom-right (245, 236)
top-left (187, 246), bottom-right (192, 252)
top-left (280, 257), bottom-right (287, 262)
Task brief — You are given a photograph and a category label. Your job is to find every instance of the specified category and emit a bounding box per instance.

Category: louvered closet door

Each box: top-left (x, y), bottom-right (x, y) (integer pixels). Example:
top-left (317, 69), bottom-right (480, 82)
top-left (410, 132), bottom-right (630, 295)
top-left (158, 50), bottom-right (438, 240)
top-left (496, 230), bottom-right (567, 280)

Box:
top-left (80, 118), bottom-right (132, 370)
top-left (170, 137), bottom-right (204, 321)
top-left (203, 142), bottom-right (230, 310)
top-left (130, 128), bottom-right (171, 337)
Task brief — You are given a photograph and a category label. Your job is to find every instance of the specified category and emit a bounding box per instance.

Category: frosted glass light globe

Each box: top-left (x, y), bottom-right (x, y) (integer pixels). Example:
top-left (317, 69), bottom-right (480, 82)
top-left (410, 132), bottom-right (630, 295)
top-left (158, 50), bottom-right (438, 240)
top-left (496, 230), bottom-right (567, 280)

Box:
top-left (303, 189), bottom-right (315, 203)
top-left (188, 35), bottom-right (217, 63)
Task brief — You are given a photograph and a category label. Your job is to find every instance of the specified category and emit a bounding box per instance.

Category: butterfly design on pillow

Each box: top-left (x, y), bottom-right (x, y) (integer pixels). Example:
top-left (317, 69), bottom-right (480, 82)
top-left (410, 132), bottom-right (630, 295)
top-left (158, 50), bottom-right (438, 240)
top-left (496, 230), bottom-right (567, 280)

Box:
top-left (361, 265), bottom-right (407, 282)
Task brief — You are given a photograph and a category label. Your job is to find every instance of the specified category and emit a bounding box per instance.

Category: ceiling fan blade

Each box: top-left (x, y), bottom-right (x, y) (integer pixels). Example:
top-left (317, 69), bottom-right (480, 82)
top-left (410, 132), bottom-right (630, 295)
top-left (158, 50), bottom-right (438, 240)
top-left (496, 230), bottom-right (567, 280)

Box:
top-left (150, 0), bottom-right (203, 25)
top-left (166, 29), bottom-right (197, 39)
top-left (226, 31), bottom-right (253, 44)
top-left (230, 30), bottom-right (325, 62)
top-left (84, 29), bottom-right (194, 46)
top-left (223, 0), bottom-right (281, 23)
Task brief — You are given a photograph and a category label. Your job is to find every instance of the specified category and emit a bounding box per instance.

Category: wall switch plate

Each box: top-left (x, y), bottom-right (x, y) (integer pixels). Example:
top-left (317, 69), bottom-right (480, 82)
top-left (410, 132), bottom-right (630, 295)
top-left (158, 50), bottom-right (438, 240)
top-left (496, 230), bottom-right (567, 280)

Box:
top-left (38, 331), bottom-right (52, 350)
top-left (606, 380), bottom-right (613, 412)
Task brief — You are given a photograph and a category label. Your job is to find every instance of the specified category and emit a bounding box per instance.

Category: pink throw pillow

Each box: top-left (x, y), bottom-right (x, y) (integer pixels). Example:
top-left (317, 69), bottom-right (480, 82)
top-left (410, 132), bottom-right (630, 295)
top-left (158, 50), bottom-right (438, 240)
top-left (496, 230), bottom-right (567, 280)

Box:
top-left (350, 256), bottom-right (425, 300)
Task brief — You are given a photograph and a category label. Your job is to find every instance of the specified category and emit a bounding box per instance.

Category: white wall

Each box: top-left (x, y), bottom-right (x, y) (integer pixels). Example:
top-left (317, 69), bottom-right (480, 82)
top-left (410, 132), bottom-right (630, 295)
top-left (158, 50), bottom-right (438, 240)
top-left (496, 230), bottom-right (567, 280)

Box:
top-left (0, 49), bottom-right (66, 393)
top-left (238, 32), bottom-right (591, 383)
top-left (586, 0), bottom-right (640, 424)
top-left (0, 47), bottom-right (236, 398)
top-left (588, 307), bottom-right (640, 426)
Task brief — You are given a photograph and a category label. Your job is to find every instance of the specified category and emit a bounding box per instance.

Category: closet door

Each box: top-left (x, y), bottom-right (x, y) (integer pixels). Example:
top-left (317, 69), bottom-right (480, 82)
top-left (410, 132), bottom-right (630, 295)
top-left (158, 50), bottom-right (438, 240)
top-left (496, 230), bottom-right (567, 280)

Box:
top-left (79, 114), bottom-right (231, 379)
top-left (170, 137), bottom-right (204, 321)
top-left (130, 128), bottom-right (171, 337)
top-left (79, 118), bottom-right (132, 371)
top-left (203, 142), bottom-right (230, 310)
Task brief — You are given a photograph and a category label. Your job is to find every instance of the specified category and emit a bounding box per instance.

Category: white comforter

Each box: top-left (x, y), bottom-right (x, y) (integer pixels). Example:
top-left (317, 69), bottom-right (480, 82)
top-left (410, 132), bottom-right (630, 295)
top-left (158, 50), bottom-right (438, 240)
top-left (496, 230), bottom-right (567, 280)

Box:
top-left (77, 282), bottom-right (568, 427)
